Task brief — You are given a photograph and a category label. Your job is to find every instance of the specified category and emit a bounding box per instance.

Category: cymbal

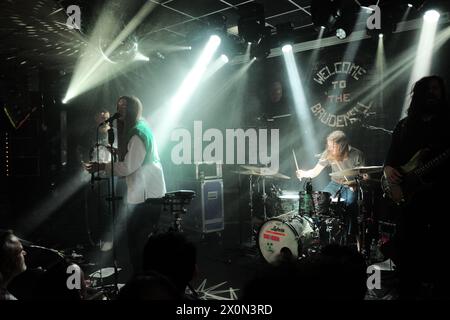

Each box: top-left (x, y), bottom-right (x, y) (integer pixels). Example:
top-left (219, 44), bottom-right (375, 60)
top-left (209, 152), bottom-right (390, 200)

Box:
top-left (241, 166), bottom-right (291, 179)
top-left (233, 168), bottom-right (291, 180)
top-left (341, 178), bottom-right (380, 186)
top-left (240, 165), bottom-right (264, 171)
top-left (330, 166), bottom-right (383, 177)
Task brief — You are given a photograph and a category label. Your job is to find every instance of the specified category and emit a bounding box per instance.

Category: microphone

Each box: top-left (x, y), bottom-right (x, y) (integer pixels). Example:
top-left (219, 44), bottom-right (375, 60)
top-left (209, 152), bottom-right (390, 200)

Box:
top-left (98, 112), bottom-right (120, 126)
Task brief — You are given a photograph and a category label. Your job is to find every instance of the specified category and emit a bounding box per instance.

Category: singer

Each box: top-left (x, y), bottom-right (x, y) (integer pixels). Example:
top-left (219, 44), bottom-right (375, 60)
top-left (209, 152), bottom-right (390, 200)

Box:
top-left (85, 96), bottom-right (166, 274)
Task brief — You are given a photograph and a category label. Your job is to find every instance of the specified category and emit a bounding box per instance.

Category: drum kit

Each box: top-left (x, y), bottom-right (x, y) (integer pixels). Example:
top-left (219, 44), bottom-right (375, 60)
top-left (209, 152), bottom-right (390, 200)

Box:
top-left (233, 165), bottom-right (386, 264)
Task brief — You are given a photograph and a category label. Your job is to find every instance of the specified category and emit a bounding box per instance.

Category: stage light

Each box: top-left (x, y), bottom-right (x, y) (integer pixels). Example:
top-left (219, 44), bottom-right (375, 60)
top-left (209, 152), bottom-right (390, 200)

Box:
top-left (311, 0), bottom-right (339, 30)
top-left (153, 34), bottom-right (222, 150)
top-left (379, 33), bottom-right (384, 38)
top-left (276, 22), bottom-right (294, 48)
top-left (424, 10), bottom-right (440, 23)
top-left (249, 26), bottom-right (272, 60)
top-left (217, 33), bottom-right (240, 64)
top-left (209, 35), bottom-right (221, 47)
top-left (220, 54), bottom-right (229, 63)
top-left (134, 51), bottom-right (150, 61)
top-left (62, 98), bottom-right (68, 104)
top-left (282, 44), bottom-right (292, 53)
top-left (238, 2), bottom-right (265, 44)
top-left (336, 28), bottom-right (347, 39)
top-left (402, 7), bottom-right (440, 116)
top-left (63, 1), bottom-right (158, 103)
top-left (408, 3), bottom-right (413, 7)
top-left (282, 41), bottom-right (319, 162)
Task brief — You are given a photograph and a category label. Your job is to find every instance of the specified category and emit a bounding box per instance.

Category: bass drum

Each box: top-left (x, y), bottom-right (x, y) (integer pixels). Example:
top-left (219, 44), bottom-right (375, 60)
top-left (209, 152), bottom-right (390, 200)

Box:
top-left (258, 212), bottom-right (317, 264)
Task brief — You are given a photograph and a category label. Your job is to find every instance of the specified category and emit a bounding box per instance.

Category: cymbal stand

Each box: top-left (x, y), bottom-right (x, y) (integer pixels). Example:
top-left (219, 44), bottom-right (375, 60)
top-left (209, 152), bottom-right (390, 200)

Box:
top-left (354, 175), bottom-right (366, 256)
top-left (248, 174), bottom-right (256, 247)
top-left (261, 176), bottom-right (267, 221)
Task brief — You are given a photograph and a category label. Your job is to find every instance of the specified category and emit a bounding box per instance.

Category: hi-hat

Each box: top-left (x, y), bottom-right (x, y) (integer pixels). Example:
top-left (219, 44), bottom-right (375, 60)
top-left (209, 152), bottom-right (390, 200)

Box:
top-left (330, 166), bottom-right (383, 177)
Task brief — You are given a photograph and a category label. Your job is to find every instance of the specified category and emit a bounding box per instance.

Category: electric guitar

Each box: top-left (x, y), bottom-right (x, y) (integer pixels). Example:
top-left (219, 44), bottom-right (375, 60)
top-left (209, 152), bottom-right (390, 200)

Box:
top-left (381, 147), bottom-right (450, 205)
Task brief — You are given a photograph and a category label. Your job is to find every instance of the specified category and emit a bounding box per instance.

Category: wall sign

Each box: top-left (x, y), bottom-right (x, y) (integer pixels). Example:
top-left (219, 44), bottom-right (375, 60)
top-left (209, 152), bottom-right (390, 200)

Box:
top-left (310, 61), bottom-right (374, 127)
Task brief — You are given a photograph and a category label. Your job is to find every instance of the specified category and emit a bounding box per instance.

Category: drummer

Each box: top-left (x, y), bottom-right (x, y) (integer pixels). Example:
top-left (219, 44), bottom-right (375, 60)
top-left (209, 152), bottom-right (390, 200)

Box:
top-left (296, 130), bottom-right (368, 212)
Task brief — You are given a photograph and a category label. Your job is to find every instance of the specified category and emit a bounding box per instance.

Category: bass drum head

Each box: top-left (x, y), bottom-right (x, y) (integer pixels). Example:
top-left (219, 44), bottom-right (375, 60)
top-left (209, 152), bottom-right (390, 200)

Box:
top-left (258, 212), bottom-right (315, 264)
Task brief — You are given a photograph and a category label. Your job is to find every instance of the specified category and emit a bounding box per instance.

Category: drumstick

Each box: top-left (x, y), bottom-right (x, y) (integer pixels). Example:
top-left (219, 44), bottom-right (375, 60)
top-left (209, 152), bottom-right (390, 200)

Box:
top-left (292, 149), bottom-right (299, 171)
top-left (292, 150), bottom-right (301, 181)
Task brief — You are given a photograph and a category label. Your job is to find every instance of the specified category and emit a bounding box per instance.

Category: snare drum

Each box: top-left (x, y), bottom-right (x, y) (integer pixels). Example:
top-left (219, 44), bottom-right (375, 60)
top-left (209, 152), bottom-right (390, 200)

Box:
top-left (258, 212), bottom-right (317, 264)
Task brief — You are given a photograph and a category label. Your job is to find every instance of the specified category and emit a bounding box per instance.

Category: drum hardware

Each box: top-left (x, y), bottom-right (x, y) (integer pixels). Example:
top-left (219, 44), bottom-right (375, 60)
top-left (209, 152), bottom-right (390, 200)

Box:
top-left (329, 166), bottom-right (383, 257)
top-left (256, 164), bottom-right (388, 264)
top-left (146, 190), bottom-right (196, 233)
top-left (232, 166), bottom-right (292, 251)
top-left (298, 190), bottom-right (331, 217)
top-left (318, 216), bottom-right (347, 246)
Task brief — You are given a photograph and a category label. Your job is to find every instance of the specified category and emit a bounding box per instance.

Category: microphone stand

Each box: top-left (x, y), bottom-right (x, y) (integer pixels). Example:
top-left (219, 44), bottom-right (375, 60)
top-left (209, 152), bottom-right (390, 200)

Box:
top-left (106, 126), bottom-right (121, 295)
top-left (361, 124), bottom-right (393, 135)
top-left (351, 117), bottom-right (393, 135)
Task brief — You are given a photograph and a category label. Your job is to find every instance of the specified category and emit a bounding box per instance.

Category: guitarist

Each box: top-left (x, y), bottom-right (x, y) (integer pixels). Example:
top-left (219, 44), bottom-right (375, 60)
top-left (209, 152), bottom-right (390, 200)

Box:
top-left (383, 75), bottom-right (450, 299)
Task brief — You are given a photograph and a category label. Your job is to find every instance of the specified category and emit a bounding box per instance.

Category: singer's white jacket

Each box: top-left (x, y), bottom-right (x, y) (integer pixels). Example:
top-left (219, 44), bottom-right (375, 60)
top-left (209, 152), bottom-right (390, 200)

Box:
top-left (104, 135), bottom-right (166, 204)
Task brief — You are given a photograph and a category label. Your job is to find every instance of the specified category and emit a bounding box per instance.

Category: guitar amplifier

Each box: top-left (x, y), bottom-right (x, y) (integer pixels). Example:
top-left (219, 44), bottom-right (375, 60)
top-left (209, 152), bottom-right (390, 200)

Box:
top-left (183, 179), bottom-right (224, 234)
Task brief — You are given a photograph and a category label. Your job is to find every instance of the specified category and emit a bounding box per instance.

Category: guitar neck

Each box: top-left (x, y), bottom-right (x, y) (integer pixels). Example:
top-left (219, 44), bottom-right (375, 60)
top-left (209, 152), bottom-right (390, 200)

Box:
top-left (414, 148), bottom-right (450, 177)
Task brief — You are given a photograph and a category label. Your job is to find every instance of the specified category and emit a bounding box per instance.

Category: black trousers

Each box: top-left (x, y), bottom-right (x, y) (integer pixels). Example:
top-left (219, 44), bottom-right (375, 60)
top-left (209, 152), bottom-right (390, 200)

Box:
top-left (394, 195), bottom-right (450, 299)
top-left (126, 202), bottom-right (161, 275)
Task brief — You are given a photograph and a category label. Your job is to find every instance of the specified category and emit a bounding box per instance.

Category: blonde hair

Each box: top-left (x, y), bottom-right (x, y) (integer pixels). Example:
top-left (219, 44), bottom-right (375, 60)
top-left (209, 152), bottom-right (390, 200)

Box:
top-left (325, 130), bottom-right (349, 161)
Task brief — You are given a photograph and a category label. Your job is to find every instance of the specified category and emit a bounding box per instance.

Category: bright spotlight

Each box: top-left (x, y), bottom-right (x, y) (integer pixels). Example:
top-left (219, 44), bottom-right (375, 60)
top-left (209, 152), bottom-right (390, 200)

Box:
top-left (379, 33), bottom-right (384, 39)
top-left (320, 26), bottom-right (326, 30)
top-left (62, 98), bottom-right (68, 104)
top-left (282, 44), bottom-right (293, 53)
top-left (336, 28), bottom-right (347, 39)
top-left (402, 8), bottom-right (441, 117)
top-left (154, 33), bottom-right (222, 150)
top-left (220, 54), bottom-right (229, 63)
top-left (424, 10), bottom-right (440, 22)
top-left (407, 3), bottom-right (413, 8)
top-left (282, 40), bottom-right (320, 180)
top-left (210, 35), bottom-right (221, 46)
top-left (134, 51), bottom-right (150, 61)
